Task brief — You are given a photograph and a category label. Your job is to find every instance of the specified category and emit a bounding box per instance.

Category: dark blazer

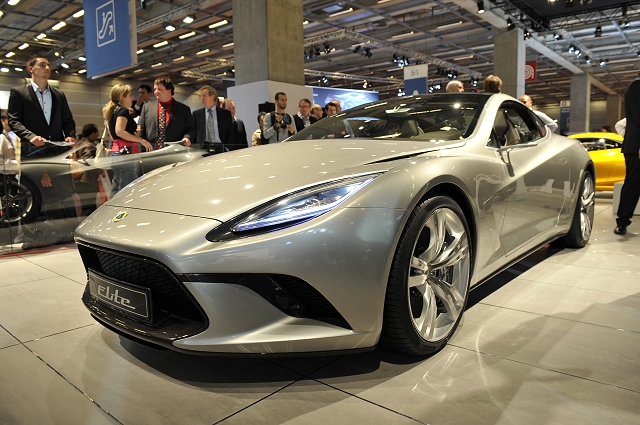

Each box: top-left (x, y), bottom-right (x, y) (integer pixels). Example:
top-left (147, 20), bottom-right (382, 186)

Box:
top-left (623, 78), bottom-right (640, 155)
top-left (293, 114), bottom-right (317, 132)
top-left (139, 99), bottom-right (195, 145)
top-left (8, 83), bottom-right (76, 156)
top-left (232, 118), bottom-right (249, 149)
top-left (192, 107), bottom-right (235, 150)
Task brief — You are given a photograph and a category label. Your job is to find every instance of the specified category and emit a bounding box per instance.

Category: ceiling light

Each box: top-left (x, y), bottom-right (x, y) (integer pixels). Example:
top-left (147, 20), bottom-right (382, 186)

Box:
top-left (594, 26), bottom-right (602, 37)
top-left (79, 56), bottom-right (86, 61)
top-left (477, 0), bottom-right (485, 14)
top-left (151, 63), bottom-right (163, 68)
top-left (165, 22), bottom-right (176, 31)
top-left (7, 0), bottom-right (20, 5)
top-left (453, 54), bottom-right (474, 61)
top-left (585, 55), bottom-right (591, 64)
top-left (364, 47), bottom-right (372, 58)
top-left (391, 31), bottom-right (414, 40)
top-left (0, 11), bottom-right (4, 19)
top-left (134, 69), bottom-right (144, 73)
top-left (18, 43), bottom-right (29, 50)
top-left (329, 8), bottom-right (353, 17)
top-left (153, 41), bottom-right (169, 48)
top-left (377, 0), bottom-right (392, 3)
top-left (568, 44), bottom-right (575, 53)
top-left (52, 22), bottom-right (66, 31)
top-left (565, 0), bottom-right (574, 8)
top-left (196, 48), bottom-right (210, 55)
top-left (5, 52), bottom-right (15, 58)
top-left (303, 20), bottom-right (309, 25)
top-left (179, 31), bottom-right (196, 39)
top-left (363, 80), bottom-right (368, 88)
top-left (183, 15), bottom-right (195, 24)
top-left (36, 33), bottom-right (46, 39)
top-left (437, 21), bottom-right (463, 29)
top-left (61, 63), bottom-right (69, 69)
top-left (637, 51), bottom-right (640, 58)
top-left (1, 68), bottom-right (9, 73)
top-left (222, 42), bottom-right (234, 48)
top-left (209, 19), bottom-right (228, 29)
top-left (72, 10), bottom-right (84, 18)
top-left (136, 49), bottom-right (143, 54)
top-left (78, 69), bottom-right (86, 74)
top-left (173, 56), bottom-right (185, 61)
top-left (553, 33), bottom-right (562, 40)
top-left (599, 59), bottom-right (608, 67)
top-left (15, 67), bottom-right (22, 71)
top-left (353, 45), bottom-right (361, 54)
top-left (507, 18), bottom-right (515, 31)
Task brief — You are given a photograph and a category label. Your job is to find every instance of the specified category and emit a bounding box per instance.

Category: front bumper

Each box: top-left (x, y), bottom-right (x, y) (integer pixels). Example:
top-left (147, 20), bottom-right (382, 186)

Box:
top-left (76, 204), bottom-right (405, 354)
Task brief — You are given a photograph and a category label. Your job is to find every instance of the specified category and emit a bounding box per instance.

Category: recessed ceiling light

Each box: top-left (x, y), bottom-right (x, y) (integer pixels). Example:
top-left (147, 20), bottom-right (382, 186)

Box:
top-left (183, 15), bottom-right (195, 24)
top-left (437, 21), bottom-right (463, 29)
top-left (18, 43), bottom-right (29, 50)
top-left (1, 68), bottom-right (9, 73)
top-left (5, 52), bottom-right (15, 58)
top-left (61, 63), bottom-right (69, 69)
top-left (222, 42), bottom-right (234, 48)
top-left (209, 19), bottom-right (228, 29)
top-left (36, 33), bottom-right (46, 40)
top-left (153, 41), bottom-right (169, 48)
top-left (329, 8), bottom-right (353, 17)
top-left (165, 23), bottom-right (176, 31)
top-left (52, 22), bottom-right (66, 31)
top-left (179, 31), bottom-right (196, 39)
top-left (15, 67), bottom-right (22, 71)
top-left (173, 56), bottom-right (185, 61)
top-left (7, 0), bottom-right (20, 6)
top-left (78, 69), bottom-right (86, 74)
top-left (134, 69), bottom-right (144, 73)
top-left (78, 56), bottom-right (86, 61)
top-left (136, 49), bottom-right (144, 54)
top-left (151, 63), bottom-right (162, 68)
top-left (72, 10), bottom-right (84, 18)
top-left (196, 49), bottom-right (210, 55)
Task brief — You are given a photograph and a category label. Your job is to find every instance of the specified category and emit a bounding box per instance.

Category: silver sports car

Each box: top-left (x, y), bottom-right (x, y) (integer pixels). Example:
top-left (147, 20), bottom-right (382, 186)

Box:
top-left (75, 93), bottom-right (595, 356)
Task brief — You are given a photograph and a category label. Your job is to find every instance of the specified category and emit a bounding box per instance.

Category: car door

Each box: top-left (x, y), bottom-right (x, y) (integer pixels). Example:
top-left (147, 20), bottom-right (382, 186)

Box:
top-left (493, 101), bottom-right (571, 255)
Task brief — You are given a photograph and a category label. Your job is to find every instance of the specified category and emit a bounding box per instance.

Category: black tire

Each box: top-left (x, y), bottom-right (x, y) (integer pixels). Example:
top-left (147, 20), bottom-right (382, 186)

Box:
top-left (560, 170), bottom-right (595, 248)
top-left (0, 175), bottom-right (41, 226)
top-left (381, 196), bottom-right (472, 356)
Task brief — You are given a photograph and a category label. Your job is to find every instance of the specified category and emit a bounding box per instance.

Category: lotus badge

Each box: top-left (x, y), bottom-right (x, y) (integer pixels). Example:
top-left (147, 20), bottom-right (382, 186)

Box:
top-left (113, 211), bottom-right (129, 222)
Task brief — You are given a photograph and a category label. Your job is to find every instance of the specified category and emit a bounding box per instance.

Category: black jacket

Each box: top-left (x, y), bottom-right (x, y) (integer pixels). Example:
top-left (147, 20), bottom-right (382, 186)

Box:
top-left (192, 107), bottom-right (235, 150)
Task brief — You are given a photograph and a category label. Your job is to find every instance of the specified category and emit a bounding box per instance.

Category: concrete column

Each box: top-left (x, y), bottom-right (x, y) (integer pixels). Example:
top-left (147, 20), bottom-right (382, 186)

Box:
top-left (229, 0), bottom-right (311, 138)
top-left (605, 94), bottom-right (622, 129)
top-left (570, 74), bottom-right (591, 133)
top-left (233, 0), bottom-right (304, 86)
top-left (494, 28), bottom-right (525, 99)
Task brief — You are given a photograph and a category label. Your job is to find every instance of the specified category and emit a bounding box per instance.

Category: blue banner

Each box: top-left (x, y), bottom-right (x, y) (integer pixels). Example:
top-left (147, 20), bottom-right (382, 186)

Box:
top-left (84, 0), bottom-right (137, 79)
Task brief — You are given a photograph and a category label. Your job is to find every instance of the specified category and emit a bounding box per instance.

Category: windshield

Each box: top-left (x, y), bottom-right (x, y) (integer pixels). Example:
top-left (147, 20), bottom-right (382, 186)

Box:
top-left (288, 94), bottom-right (489, 142)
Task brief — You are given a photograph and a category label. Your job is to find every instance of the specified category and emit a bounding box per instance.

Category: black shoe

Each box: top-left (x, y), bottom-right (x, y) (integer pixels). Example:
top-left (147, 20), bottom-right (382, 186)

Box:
top-left (614, 225), bottom-right (627, 235)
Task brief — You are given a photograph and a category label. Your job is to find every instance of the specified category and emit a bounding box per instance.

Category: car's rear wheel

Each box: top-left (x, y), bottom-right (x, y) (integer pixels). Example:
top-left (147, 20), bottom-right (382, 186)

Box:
top-left (560, 170), bottom-right (595, 248)
top-left (382, 196), bottom-right (471, 355)
top-left (0, 176), bottom-right (40, 226)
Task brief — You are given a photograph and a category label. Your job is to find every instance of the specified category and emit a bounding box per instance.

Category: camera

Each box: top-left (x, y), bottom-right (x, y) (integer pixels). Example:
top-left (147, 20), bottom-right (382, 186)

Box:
top-left (281, 115), bottom-right (291, 127)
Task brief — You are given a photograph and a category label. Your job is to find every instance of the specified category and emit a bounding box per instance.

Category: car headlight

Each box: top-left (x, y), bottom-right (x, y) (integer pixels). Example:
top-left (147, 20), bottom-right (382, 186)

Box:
top-left (231, 173), bottom-right (379, 233)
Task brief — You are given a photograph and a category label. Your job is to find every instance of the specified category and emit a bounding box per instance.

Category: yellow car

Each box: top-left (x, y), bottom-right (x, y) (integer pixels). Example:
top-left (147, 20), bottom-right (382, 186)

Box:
top-left (569, 132), bottom-right (624, 191)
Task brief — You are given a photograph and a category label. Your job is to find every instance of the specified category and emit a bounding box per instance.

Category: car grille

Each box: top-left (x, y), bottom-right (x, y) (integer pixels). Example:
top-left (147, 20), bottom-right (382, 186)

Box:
top-left (77, 243), bottom-right (206, 324)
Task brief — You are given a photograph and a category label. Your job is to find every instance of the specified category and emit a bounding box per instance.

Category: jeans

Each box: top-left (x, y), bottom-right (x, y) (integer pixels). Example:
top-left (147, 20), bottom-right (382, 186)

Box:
top-left (109, 152), bottom-right (141, 197)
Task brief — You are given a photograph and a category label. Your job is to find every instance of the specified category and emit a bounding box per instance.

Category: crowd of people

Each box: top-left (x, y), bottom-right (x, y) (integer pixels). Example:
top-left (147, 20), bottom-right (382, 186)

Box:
top-left (2, 55), bottom-right (639, 242)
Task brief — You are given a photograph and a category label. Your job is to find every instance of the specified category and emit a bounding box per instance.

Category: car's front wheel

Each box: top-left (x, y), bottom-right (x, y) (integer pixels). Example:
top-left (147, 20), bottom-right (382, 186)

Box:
top-left (0, 176), bottom-right (40, 226)
top-left (560, 170), bottom-right (595, 248)
top-left (382, 195), bottom-right (472, 355)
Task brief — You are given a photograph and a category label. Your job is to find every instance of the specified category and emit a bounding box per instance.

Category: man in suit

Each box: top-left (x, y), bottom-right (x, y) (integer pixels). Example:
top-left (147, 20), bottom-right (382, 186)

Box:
top-left (8, 55), bottom-right (76, 158)
top-left (192, 86), bottom-right (234, 154)
top-left (133, 84), bottom-right (152, 118)
top-left (223, 98), bottom-right (248, 149)
top-left (8, 55), bottom-right (78, 221)
top-left (293, 98), bottom-right (317, 132)
top-left (615, 74), bottom-right (640, 235)
top-left (139, 77), bottom-right (194, 150)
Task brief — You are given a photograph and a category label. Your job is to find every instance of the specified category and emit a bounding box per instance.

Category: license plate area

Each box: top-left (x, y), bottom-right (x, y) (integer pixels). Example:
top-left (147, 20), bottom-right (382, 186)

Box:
top-left (88, 270), bottom-right (152, 323)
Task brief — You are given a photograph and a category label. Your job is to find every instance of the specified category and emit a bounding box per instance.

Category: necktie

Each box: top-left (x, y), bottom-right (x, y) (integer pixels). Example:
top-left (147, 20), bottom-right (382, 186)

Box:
top-left (157, 102), bottom-right (166, 149)
top-left (207, 108), bottom-right (217, 144)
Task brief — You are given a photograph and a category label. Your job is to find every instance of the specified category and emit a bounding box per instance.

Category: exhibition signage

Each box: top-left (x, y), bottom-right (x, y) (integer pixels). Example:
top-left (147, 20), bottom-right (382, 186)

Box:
top-left (311, 86), bottom-right (379, 110)
top-left (404, 64), bottom-right (429, 95)
top-left (560, 100), bottom-right (570, 133)
top-left (84, 0), bottom-right (137, 79)
top-left (525, 61), bottom-right (537, 82)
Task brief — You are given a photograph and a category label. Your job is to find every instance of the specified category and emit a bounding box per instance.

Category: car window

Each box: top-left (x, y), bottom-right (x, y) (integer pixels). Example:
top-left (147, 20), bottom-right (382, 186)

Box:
top-left (287, 94), bottom-right (489, 142)
top-left (490, 101), bottom-right (542, 148)
top-left (574, 137), bottom-right (622, 151)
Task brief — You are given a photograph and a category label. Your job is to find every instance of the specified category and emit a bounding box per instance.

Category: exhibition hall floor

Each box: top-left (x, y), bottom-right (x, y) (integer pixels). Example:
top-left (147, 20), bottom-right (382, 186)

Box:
top-left (1, 196), bottom-right (639, 425)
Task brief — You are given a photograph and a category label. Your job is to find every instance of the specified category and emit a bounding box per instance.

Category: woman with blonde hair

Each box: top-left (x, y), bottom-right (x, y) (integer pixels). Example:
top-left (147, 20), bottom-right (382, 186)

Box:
top-left (102, 84), bottom-right (152, 193)
top-left (483, 74), bottom-right (503, 93)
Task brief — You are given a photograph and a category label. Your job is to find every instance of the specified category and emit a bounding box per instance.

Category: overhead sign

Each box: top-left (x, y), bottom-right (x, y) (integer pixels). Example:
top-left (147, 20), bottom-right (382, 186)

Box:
top-left (525, 61), bottom-right (537, 82)
top-left (404, 64), bottom-right (429, 95)
top-left (84, 0), bottom-right (137, 79)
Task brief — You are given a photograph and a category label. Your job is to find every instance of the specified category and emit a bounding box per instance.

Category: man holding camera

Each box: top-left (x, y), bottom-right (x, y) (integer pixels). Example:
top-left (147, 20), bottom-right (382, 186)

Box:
top-left (263, 92), bottom-right (296, 143)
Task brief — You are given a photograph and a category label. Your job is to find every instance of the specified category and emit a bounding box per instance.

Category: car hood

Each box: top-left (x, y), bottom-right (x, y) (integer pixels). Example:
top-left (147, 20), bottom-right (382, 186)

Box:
top-left (107, 139), bottom-right (462, 221)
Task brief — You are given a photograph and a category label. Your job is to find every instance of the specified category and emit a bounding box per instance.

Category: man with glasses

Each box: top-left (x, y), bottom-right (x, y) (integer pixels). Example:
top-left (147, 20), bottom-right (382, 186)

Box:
top-left (193, 85), bottom-right (234, 153)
